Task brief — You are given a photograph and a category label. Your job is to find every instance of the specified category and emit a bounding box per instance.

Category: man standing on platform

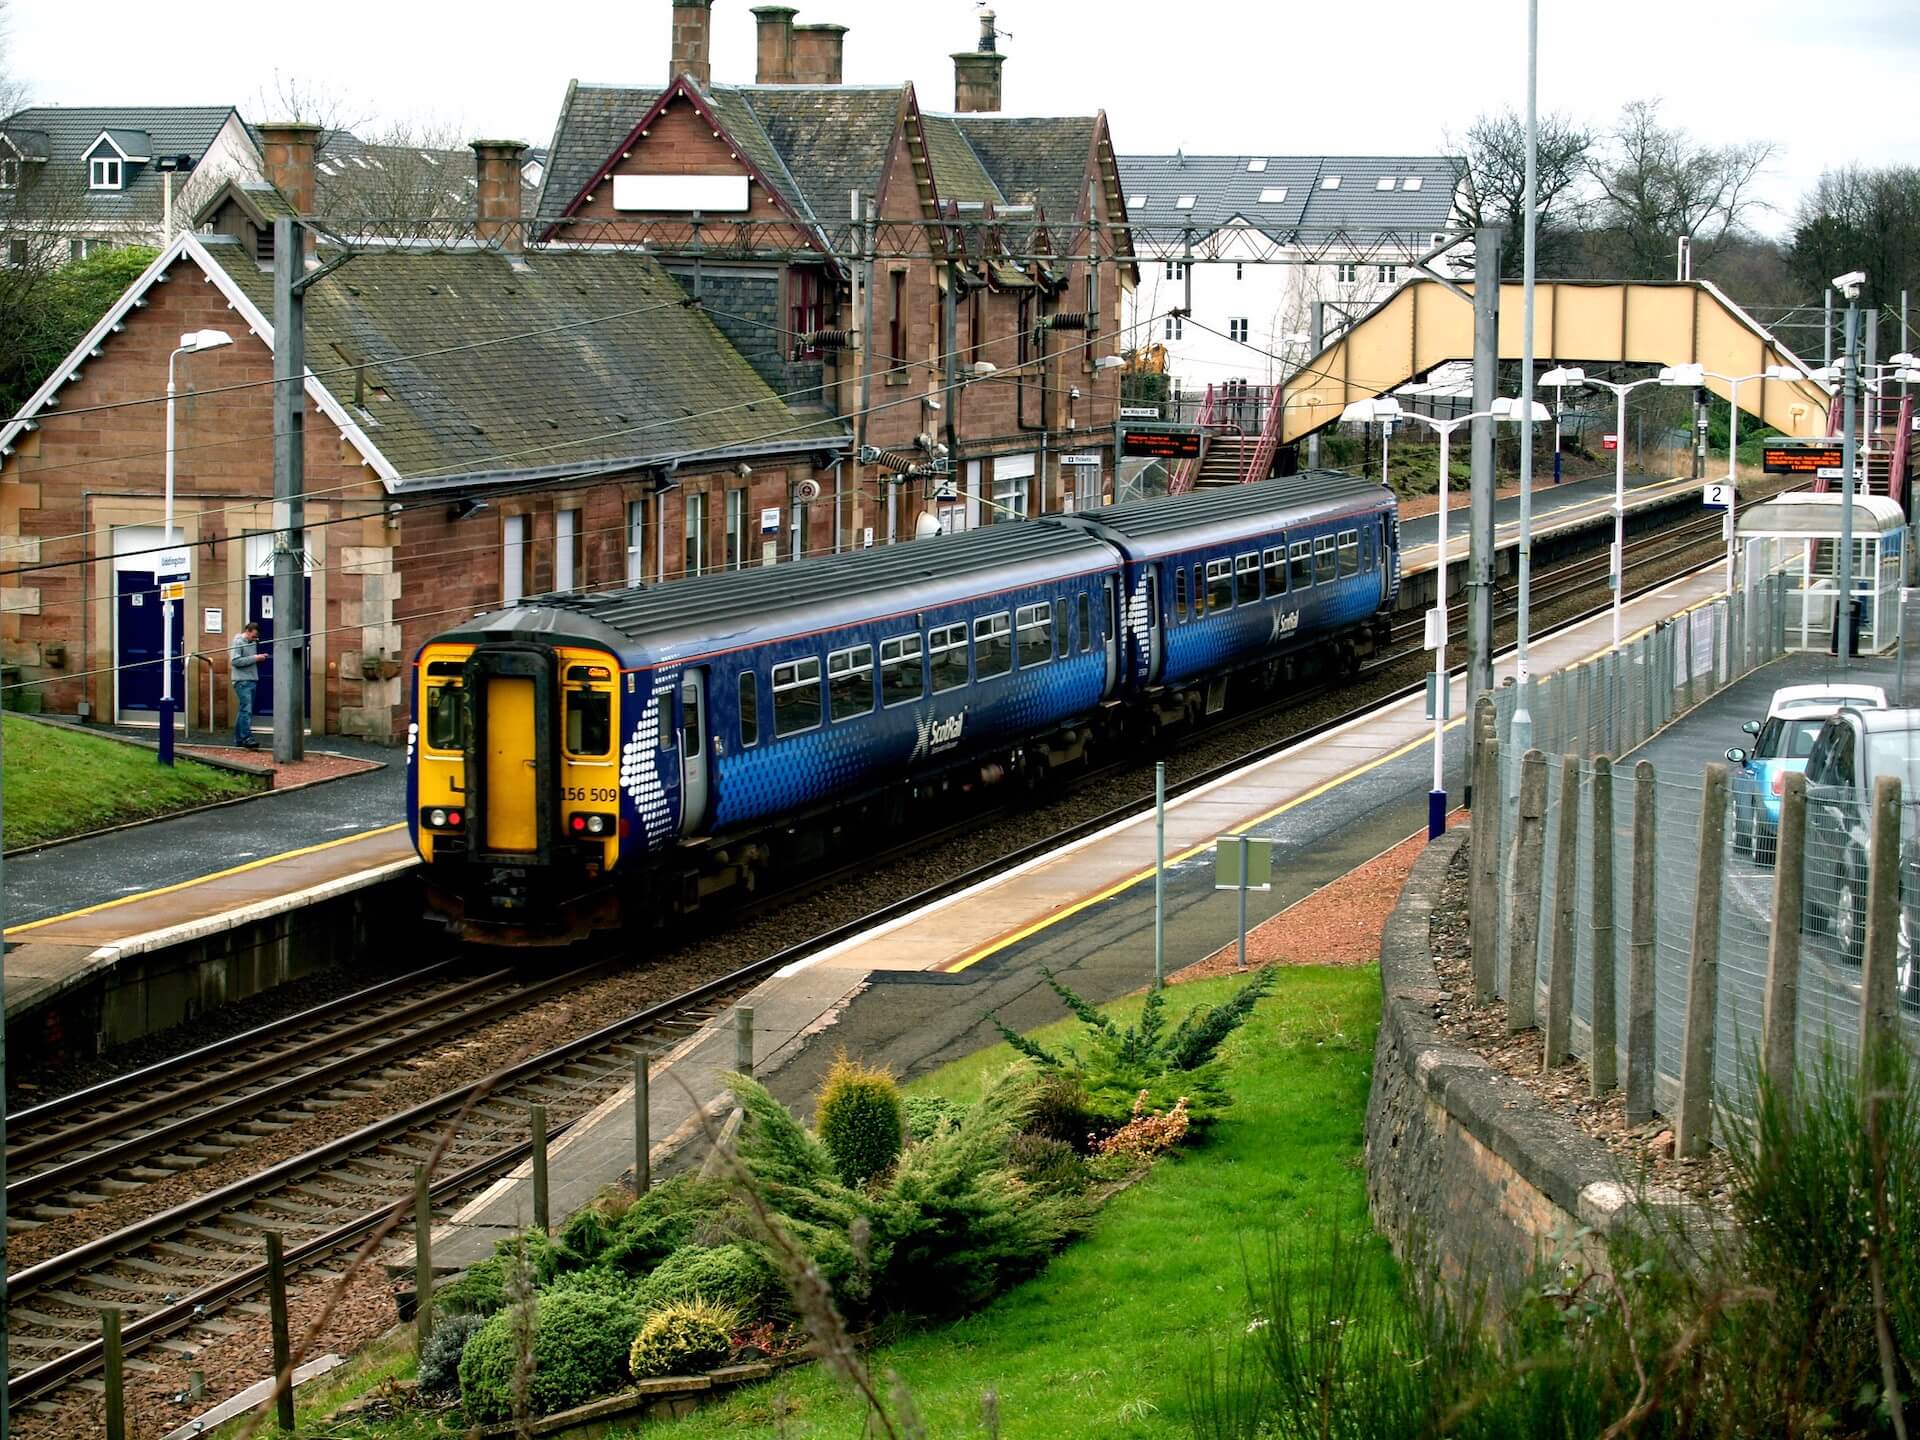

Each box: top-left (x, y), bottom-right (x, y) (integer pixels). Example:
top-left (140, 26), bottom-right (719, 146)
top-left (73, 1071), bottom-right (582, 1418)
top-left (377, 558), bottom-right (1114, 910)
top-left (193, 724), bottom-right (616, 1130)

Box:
top-left (230, 621), bottom-right (266, 750)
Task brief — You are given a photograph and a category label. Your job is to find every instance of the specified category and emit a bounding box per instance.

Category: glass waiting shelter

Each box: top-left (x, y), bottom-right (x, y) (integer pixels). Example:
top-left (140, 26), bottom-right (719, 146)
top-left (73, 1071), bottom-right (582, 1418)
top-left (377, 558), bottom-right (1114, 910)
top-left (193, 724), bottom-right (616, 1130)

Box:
top-left (1738, 492), bottom-right (1908, 654)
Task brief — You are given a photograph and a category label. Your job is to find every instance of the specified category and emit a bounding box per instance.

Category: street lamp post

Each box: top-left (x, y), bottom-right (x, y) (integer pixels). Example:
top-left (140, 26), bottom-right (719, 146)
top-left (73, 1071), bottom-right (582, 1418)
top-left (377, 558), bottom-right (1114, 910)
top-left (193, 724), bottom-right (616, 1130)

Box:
top-left (161, 329), bottom-right (233, 765)
top-left (1343, 394), bottom-right (1545, 840)
top-left (1541, 367), bottom-right (1659, 648)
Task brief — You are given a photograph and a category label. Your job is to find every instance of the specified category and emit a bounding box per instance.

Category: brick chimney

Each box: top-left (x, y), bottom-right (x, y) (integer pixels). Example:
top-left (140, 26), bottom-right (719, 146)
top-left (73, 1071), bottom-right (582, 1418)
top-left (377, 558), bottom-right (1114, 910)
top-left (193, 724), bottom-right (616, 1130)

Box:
top-left (472, 140), bottom-right (528, 252)
top-left (789, 22), bottom-right (848, 83)
top-left (752, 5), bottom-right (796, 82)
top-left (670, 0), bottom-right (714, 85)
top-left (952, 9), bottom-right (1004, 113)
top-left (257, 121), bottom-right (323, 215)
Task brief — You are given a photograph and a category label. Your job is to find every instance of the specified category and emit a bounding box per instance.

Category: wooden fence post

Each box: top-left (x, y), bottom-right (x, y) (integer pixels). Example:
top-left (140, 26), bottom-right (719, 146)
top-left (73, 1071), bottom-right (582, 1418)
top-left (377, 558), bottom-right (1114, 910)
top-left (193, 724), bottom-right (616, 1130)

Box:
top-left (1761, 771), bottom-right (1807, 1101)
top-left (414, 1164), bottom-right (434, 1353)
top-left (1590, 756), bottom-right (1618, 1094)
top-left (266, 1229), bottom-right (296, 1432)
top-left (1860, 774), bottom-right (1904, 1061)
top-left (1626, 759), bottom-right (1659, 1125)
top-left (103, 1308), bottom-right (125, 1440)
top-left (1506, 750), bottom-right (1550, 1031)
top-left (1676, 762), bottom-right (1730, 1158)
top-left (634, 1051), bottom-right (653, 1195)
top-left (1544, 756), bottom-right (1582, 1070)
top-left (531, 1103), bottom-right (550, 1234)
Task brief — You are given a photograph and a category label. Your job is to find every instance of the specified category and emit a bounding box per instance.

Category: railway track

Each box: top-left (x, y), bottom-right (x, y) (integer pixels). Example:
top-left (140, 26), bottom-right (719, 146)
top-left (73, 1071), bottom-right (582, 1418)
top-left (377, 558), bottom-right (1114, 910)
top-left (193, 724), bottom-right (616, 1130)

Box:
top-left (6, 506), bottom-right (1732, 1416)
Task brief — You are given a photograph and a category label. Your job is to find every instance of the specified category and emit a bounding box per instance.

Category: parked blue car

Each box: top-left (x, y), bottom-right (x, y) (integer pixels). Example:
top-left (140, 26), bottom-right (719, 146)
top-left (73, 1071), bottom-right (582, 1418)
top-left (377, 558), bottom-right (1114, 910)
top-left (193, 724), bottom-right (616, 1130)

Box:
top-left (1727, 683), bottom-right (1888, 863)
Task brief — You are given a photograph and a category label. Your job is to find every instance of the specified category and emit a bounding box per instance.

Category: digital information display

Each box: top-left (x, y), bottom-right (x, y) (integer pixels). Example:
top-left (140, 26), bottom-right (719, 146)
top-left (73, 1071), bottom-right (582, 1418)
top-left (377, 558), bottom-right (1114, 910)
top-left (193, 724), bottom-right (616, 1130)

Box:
top-left (1121, 428), bottom-right (1203, 460)
top-left (1762, 442), bottom-right (1845, 475)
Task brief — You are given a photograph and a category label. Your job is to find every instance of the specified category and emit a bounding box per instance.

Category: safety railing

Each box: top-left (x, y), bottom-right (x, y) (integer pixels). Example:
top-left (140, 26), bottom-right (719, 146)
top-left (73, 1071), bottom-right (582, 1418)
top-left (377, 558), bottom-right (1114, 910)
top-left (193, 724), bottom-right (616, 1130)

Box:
top-left (1168, 383), bottom-right (1215, 497)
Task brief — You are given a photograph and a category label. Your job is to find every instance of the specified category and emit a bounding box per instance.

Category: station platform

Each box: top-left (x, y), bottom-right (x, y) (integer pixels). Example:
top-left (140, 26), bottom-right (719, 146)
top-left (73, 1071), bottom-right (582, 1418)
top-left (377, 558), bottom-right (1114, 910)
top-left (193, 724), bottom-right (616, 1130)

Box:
top-left (1397, 470), bottom-right (1701, 578)
top-left (433, 561), bottom-right (1731, 1268)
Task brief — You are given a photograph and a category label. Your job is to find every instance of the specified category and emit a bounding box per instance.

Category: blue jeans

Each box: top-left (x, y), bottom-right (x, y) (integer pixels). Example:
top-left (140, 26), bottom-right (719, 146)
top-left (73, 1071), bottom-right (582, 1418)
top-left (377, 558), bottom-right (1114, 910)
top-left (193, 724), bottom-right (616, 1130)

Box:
top-left (234, 679), bottom-right (257, 745)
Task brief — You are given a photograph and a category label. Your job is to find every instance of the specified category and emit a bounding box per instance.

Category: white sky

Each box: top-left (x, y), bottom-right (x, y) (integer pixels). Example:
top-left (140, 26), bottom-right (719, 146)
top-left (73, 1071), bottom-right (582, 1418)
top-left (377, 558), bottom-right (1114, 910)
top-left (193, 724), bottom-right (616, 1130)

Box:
top-left (9, 0), bottom-right (1916, 235)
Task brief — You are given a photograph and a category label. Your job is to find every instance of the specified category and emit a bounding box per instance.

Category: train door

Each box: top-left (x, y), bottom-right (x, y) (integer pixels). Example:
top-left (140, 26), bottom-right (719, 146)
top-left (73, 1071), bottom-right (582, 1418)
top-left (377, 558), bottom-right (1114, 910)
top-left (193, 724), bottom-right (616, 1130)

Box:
top-left (1144, 569), bottom-right (1164, 683)
top-left (678, 669), bottom-right (710, 836)
top-left (1102, 578), bottom-right (1120, 695)
top-left (483, 674), bottom-right (538, 852)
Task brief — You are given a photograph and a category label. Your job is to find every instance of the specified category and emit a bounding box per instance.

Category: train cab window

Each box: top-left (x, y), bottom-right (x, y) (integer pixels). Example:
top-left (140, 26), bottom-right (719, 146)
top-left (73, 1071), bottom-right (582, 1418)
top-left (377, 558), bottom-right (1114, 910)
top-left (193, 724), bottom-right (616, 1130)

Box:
top-left (738, 671), bottom-right (759, 747)
top-left (828, 644), bottom-right (875, 722)
top-left (1077, 592), bottom-right (1092, 651)
top-left (1206, 559), bottom-right (1234, 613)
top-left (881, 635), bottom-right (925, 706)
top-left (1290, 540), bottom-right (1312, 590)
top-left (930, 623), bottom-right (969, 692)
top-left (1017, 603), bottom-right (1053, 668)
top-left (1264, 546), bottom-right (1287, 596)
top-left (975, 613), bottom-right (1012, 678)
top-left (565, 688), bottom-right (612, 756)
top-left (1174, 567), bottom-right (1188, 622)
top-left (772, 657), bottom-right (823, 736)
top-left (1314, 536), bottom-right (1336, 584)
top-left (1236, 553), bottom-right (1261, 606)
top-left (1338, 529), bottom-right (1360, 577)
top-left (425, 684), bottom-right (466, 752)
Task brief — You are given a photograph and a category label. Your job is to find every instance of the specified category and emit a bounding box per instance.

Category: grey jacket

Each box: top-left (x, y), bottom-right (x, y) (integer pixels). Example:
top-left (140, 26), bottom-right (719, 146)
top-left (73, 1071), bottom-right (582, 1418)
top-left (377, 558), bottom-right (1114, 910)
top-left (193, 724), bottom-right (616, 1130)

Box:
top-left (230, 635), bottom-right (261, 680)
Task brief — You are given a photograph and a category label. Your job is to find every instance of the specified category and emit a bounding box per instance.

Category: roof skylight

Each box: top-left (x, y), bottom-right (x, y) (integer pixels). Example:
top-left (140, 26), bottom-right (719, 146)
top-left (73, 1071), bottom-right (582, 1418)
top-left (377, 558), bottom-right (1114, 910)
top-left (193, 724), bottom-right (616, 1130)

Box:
top-left (1247, 158), bottom-right (1267, 172)
top-left (1321, 175), bottom-right (1341, 189)
top-left (1258, 187), bottom-right (1288, 203)
top-left (1403, 175), bottom-right (1424, 190)
top-left (1128, 194), bottom-right (1145, 208)
top-left (1375, 176), bottom-right (1395, 190)
top-left (1175, 194), bottom-right (1196, 209)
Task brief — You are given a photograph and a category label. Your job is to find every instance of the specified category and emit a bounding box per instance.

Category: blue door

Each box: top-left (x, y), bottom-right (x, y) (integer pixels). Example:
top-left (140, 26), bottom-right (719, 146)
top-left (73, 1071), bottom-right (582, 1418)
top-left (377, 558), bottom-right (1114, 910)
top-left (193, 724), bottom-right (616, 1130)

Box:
top-left (117, 570), bottom-right (184, 714)
top-left (247, 576), bottom-right (313, 718)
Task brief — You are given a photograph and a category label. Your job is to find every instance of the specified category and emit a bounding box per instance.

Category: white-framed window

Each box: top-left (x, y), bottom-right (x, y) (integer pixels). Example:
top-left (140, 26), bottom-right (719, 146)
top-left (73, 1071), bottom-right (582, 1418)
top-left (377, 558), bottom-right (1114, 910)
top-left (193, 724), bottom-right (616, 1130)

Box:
top-left (626, 499), bottom-right (646, 586)
top-left (724, 488), bottom-right (745, 571)
top-left (1071, 464), bottom-right (1101, 512)
top-left (1016, 602), bottom-right (1053, 667)
top-left (554, 507), bottom-right (580, 591)
top-left (1404, 175), bottom-right (1424, 191)
top-left (1246, 158), bottom-right (1267, 172)
top-left (89, 155), bottom-right (122, 190)
top-left (827, 644), bottom-right (874, 722)
top-left (1164, 315), bottom-right (1184, 341)
top-left (683, 491), bottom-right (708, 577)
top-left (1375, 176), bottom-right (1396, 190)
top-left (1290, 539), bottom-right (1312, 590)
top-left (994, 466), bottom-right (1031, 520)
top-left (929, 622), bottom-right (969, 692)
top-left (6, 237), bottom-right (25, 267)
top-left (0, 157), bottom-right (17, 190)
top-left (1376, 264), bottom-right (1397, 285)
top-left (502, 515), bottom-right (527, 605)
top-left (1264, 545), bottom-right (1287, 595)
top-left (1205, 558), bottom-right (1233, 612)
top-left (1338, 529), bottom-right (1360, 577)
top-left (1127, 194), bottom-right (1145, 209)
top-left (1320, 175), bottom-right (1341, 190)
top-left (66, 238), bottom-right (82, 262)
top-left (880, 634), bottom-right (924, 706)
top-left (1174, 194), bottom-right (1196, 210)
top-left (772, 656), bottom-right (822, 736)
top-left (973, 612), bottom-right (1012, 678)
top-left (1228, 317), bottom-right (1249, 343)
top-left (1163, 260), bottom-right (1186, 281)
top-left (1257, 186), bottom-right (1287, 204)
top-left (1335, 262), bottom-right (1358, 285)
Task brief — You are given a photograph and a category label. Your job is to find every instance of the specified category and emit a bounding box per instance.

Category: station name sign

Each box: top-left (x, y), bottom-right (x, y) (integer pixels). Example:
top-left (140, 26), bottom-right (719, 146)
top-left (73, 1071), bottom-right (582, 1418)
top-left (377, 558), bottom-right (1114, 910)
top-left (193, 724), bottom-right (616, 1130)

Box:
top-left (1120, 428), bottom-right (1203, 461)
top-left (1762, 440), bottom-right (1846, 474)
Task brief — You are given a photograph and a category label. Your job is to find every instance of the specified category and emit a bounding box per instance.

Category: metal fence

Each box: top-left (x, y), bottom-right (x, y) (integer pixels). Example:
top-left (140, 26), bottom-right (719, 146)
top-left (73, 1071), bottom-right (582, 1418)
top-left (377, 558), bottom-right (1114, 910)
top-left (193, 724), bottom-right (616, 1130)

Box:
top-left (1471, 575), bottom-right (1917, 1153)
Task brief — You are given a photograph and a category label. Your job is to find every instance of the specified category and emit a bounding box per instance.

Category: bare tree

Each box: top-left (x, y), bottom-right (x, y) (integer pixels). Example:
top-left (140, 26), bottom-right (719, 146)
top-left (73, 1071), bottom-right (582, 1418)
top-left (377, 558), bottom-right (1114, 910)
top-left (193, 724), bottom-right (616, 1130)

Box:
top-left (1788, 165), bottom-right (1920, 311)
top-left (1586, 100), bottom-right (1775, 281)
top-left (1447, 107), bottom-right (1595, 277)
top-left (316, 120), bottom-right (489, 226)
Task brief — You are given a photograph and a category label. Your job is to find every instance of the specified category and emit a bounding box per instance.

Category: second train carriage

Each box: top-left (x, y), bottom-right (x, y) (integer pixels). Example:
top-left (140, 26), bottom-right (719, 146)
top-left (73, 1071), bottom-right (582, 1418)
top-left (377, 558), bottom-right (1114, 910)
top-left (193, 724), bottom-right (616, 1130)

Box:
top-left (408, 471), bottom-right (1400, 942)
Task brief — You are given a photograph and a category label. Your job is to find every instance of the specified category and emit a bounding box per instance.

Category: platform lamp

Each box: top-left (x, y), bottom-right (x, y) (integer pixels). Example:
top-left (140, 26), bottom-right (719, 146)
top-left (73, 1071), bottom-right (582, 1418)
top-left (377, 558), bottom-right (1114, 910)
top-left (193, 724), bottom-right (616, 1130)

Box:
top-left (159, 329), bottom-right (233, 766)
top-left (1342, 393), bottom-right (1547, 841)
top-left (1541, 367), bottom-right (1661, 647)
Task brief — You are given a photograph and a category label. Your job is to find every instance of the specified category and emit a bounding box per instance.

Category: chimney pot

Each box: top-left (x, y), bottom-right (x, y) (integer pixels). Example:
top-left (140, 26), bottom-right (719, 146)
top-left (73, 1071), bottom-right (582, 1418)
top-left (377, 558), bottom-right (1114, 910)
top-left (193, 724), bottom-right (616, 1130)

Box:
top-left (789, 22), bottom-right (848, 84)
top-left (472, 140), bottom-right (529, 253)
top-left (751, 5), bottom-right (796, 83)
top-left (670, 0), bottom-right (714, 87)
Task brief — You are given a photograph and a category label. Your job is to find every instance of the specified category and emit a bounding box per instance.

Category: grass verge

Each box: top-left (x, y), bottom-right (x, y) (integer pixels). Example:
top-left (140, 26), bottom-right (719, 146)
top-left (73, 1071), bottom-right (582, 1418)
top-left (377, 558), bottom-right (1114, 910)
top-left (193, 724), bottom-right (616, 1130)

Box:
top-left (2, 714), bottom-right (262, 850)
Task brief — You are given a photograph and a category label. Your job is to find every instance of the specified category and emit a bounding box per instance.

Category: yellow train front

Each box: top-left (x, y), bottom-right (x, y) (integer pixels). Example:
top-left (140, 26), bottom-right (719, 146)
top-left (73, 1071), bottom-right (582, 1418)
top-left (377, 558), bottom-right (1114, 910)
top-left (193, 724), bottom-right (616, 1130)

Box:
top-left (408, 612), bottom-right (632, 943)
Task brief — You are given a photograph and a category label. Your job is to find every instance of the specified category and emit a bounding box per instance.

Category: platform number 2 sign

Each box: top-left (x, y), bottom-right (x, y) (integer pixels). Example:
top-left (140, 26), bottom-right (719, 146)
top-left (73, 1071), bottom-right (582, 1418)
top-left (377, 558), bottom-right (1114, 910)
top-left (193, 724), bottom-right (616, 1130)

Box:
top-left (1701, 482), bottom-right (1732, 510)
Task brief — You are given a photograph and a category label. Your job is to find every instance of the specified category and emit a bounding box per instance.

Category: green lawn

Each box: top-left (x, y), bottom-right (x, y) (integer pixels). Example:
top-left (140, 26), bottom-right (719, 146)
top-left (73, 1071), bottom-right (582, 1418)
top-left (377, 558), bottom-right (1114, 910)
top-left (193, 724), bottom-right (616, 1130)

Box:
top-left (1, 713), bottom-right (262, 850)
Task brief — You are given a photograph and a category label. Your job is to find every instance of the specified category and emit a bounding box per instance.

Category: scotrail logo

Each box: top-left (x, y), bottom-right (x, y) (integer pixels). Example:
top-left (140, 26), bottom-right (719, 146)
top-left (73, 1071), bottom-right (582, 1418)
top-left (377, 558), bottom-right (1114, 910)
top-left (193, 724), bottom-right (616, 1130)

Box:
top-left (910, 709), bottom-right (967, 762)
top-left (1269, 608), bottom-right (1302, 642)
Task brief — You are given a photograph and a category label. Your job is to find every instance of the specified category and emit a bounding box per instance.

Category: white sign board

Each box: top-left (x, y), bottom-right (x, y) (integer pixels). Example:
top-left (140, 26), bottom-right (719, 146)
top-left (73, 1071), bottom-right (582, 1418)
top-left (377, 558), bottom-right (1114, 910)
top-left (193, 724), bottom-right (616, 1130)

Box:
top-left (612, 173), bottom-right (750, 212)
top-left (863, 527), bottom-right (875, 548)
top-left (1119, 406), bottom-right (1161, 419)
top-left (204, 608), bottom-right (224, 634)
top-left (156, 547), bottom-right (192, 578)
top-left (760, 507), bottom-right (781, 535)
top-left (1060, 453), bottom-right (1101, 467)
top-left (1702, 481), bottom-right (1732, 510)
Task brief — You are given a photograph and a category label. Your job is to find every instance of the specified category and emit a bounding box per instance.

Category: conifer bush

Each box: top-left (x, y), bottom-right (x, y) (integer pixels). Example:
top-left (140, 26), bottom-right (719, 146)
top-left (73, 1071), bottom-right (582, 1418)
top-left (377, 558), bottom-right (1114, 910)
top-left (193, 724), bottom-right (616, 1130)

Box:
top-left (903, 1094), bottom-right (962, 1141)
top-left (597, 1175), bottom-right (729, 1276)
top-left (815, 1052), bottom-right (905, 1187)
top-left (416, 1311), bottom-right (488, 1395)
top-left (634, 1242), bottom-right (775, 1316)
top-left (457, 1290), bottom-right (640, 1422)
top-left (628, 1298), bottom-right (740, 1378)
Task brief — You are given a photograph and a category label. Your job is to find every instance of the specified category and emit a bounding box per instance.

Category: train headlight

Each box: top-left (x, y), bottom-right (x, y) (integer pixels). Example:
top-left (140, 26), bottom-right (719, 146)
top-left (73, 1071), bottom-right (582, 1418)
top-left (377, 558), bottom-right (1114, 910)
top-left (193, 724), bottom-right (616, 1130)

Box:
top-left (424, 808), bottom-right (464, 831)
top-left (567, 813), bottom-right (610, 837)
top-left (587, 814), bottom-right (608, 835)
top-left (429, 808), bottom-right (448, 827)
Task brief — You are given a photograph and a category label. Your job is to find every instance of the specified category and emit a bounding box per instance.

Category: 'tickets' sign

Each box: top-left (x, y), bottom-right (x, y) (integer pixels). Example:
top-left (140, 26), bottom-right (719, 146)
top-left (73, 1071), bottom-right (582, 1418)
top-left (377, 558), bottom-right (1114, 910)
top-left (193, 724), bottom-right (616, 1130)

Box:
top-left (1120, 428), bottom-right (1203, 460)
top-left (1762, 441), bottom-right (1846, 474)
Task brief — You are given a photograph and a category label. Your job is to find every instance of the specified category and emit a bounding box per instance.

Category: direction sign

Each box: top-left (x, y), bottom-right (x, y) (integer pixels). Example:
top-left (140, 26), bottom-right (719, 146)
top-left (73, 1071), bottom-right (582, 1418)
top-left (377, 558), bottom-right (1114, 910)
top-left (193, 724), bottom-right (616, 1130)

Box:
top-left (160, 581), bottom-right (186, 601)
top-left (1060, 453), bottom-right (1101, 467)
top-left (1119, 405), bottom-right (1161, 419)
top-left (1602, 433), bottom-right (1618, 451)
top-left (1702, 481), bottom-right (1732, 510)
top-left (156, 546), bottom-right (192, 579)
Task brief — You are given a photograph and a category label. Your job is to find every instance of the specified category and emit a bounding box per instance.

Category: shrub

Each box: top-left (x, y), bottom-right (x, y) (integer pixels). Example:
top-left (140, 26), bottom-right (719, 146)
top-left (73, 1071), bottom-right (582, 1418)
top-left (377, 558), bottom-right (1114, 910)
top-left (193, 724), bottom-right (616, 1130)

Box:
top-left (417, 1311), bottom-right (487, 1396)
top-left (1008, 1132), bottom-right (1087, 1196)
top-left (434, 1254), bottom-right (509, 1317)
top-left (903, 1094), bottom-right (961, 1141)
top-left (1095, 1091), bottom-right (1191, 1161)
top-left (636, 1242), bottom-right (775, 1316)
top-left (628, 1298), bottom-right (740, 1379)
top-left (815, 1052), bottom-right (905, 1187)
top-left (1025, 1072), bottom-right (1103, 1149)
top-left (597, 1175), bottom-right (730, 1276)
top-left (458, 1290), bottom-right (641, 1423)
top-left (544, 1266), bottom-right (643, 1309)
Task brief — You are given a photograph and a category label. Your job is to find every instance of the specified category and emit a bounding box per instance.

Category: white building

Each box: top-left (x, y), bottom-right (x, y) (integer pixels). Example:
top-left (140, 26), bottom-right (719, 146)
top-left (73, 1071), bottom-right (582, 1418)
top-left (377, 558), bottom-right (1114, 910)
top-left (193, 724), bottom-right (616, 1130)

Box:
top-left (1116, 154), bottom-right (1465, 414)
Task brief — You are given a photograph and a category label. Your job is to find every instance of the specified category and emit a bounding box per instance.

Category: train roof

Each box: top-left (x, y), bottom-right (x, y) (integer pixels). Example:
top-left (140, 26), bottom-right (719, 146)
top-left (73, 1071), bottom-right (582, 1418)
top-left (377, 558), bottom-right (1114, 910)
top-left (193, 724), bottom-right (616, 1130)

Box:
top-left (1096, 470), bottom-right (1392, 555)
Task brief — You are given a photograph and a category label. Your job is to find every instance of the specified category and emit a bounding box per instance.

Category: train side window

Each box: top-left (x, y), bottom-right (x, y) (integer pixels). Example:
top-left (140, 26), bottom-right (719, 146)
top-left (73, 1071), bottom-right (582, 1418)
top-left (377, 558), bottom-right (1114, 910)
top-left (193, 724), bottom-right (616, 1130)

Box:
top-left (1077, 592), bottom-right (1092, 651)
top-left (1192, 565), bottom-right (1203, 614)
top-left (1206, 558), bottom-right (1233, 613)
top-left (828, 644), bottom-right (875, 722)
top-left (1314, 535), bottom-right (1336, 583)
top-left (1017, 603), bottom-right (1052, 668)
top-left (679, 677), bottom-right (702, 758)
top-left (1338, 529), bottom-right (1359, 577)
top-left (565, 688), bottom-right (612, 756)
top-left (1264, 545), bottom-right (1287, 596)
top-left (975, 612), bottom-right (1012, 678)
top-left (656, 694), bottom-right (675, 751)
top-left (425, 684), bottom-right (466, 752)
top-left (738, 671), bottom-right (759, 747)
top-left (1290, 540), bottom-right (1312, 590)
top-left (930, 623), bottom-right (969, 692)
top-left (1236, 552), bottom-right (1260, 606)
top-left (1363, 528), bottom-right (1374, 567)
top-left (772, 657), bottom-right (823, 736)
top-left (881, 634), bottom-right (925, 706)
top-left (1174, 566), bottom-right (1188, 622)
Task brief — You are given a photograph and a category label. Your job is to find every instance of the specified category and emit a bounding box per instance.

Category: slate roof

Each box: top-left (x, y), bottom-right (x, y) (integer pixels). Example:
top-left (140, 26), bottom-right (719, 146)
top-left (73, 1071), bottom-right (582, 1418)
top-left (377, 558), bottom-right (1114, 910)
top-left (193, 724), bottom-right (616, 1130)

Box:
top-left (202, 234), bottom-right (845, 490)
top-left (951, 116), bottom-right (1099, 223)
top-left (1116, 154), bottom-right (1459, 242)
top-left (0, 105), bottom-right (241, 223)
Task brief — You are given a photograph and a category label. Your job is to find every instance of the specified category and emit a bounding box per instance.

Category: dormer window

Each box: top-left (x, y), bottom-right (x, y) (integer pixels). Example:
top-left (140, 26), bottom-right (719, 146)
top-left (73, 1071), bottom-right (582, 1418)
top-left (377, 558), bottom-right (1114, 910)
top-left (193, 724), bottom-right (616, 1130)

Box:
top-left (89, 156), bottom-right (122, 190)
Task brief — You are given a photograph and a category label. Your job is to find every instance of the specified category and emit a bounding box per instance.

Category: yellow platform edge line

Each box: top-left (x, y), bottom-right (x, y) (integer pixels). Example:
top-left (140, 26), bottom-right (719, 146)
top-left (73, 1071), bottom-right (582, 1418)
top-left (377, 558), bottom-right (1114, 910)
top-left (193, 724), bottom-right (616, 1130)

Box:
top-left (5, 822), bottom-right (410, 938)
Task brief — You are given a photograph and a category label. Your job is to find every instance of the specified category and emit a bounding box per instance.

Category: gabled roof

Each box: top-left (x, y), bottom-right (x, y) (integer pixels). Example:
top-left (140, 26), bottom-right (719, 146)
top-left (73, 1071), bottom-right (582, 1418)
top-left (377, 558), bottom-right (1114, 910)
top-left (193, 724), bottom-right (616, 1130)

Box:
top-left (0, 232), bottom-right (846, 494)
top-left (0, 106), bottom-right (242, 222)
top-left (1116, 153), bottom-right (1459, 242)
top-left (951, 115), bottom-right (1100, 225)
